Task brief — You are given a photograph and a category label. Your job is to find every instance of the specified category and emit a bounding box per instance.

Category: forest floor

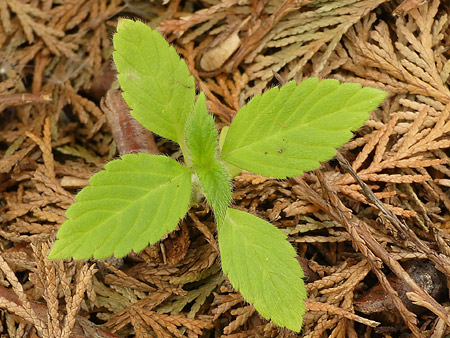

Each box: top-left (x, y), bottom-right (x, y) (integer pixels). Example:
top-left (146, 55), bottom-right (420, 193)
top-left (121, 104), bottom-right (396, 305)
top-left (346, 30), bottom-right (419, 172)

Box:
top-left (1, 0), bottom-right (450, 337)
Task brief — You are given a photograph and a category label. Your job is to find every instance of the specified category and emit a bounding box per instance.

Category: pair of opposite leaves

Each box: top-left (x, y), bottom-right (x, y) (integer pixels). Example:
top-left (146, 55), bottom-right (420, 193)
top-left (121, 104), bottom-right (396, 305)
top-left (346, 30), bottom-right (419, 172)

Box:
top-left (49, 19), bottom-right (387, 331)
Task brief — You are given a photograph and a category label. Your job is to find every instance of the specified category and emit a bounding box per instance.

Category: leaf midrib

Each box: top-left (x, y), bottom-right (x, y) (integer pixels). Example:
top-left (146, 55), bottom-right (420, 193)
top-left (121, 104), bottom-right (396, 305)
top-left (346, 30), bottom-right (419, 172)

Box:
top-left (226, 213), bottom-right (287, 305)
top-left (223, 88), bottom-right (361, 158)
top-left (68, 170), bottom-right (190, 234)
top-left (119, 30), bottom-right (190, 142)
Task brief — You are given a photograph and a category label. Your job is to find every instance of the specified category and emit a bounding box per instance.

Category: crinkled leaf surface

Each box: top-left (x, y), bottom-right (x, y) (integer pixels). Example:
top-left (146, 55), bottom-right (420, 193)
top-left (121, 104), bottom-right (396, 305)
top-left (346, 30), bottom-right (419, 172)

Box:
top-left (221, 78), bottom-right (387, 178)
top-left (113, 19), bottom-right (195, 143)
top-left (49, 154), bottom-right (191, 260)
top-left (185, 93), bottom-right (231, 224)
top-left (218, 208), bottom-right (306, 331)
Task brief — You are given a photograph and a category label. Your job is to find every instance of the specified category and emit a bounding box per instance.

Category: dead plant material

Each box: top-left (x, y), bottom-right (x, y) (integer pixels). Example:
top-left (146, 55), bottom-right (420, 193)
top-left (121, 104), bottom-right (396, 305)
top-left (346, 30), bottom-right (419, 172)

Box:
top-left (102, 88), bottom-right (159, 155)
top-left (0, 92), bottom-right (51, 112)
top-left (355, 260), bottom-right (446, 316)
top-left (394, 0), bottom-right (430, 16)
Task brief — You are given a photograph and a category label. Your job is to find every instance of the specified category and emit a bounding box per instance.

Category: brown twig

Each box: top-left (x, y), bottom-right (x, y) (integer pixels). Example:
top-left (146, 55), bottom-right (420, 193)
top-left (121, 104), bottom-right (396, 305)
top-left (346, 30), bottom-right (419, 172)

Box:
top-left (0, 92), bottom-right (52, 111)
top-left (101, 89), bottom-right (159, 155)
top-left (327, 155), bottom-right (450, 325)
top-left (336, 152), bottom-right (450, 276)
top-left (292, 173), bottom-right (450, 336)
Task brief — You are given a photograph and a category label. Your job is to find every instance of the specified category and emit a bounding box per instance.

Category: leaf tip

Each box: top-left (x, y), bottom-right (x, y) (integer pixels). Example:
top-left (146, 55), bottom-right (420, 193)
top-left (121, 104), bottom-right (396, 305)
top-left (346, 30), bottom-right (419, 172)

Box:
top-left (116, 17), bottom-right (137, 33)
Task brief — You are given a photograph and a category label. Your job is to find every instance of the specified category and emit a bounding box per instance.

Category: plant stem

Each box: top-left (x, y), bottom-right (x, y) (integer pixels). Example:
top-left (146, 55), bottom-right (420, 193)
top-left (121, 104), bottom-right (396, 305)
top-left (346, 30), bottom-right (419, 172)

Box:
top-left (179, 138), bottom-right (192, 168)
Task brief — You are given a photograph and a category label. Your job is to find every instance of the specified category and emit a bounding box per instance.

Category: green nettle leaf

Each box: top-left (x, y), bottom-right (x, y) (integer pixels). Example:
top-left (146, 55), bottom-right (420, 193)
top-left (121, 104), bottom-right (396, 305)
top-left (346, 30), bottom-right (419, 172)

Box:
top-left (48, 154), bottom-right (191, 260)
top-left (221, 78), bottom-right (387, 178)
top-left (185, 93), bottom-right (232, 224)
top-left (218, 208), bottom-right (306, 331)
top-left (113, 19), bottom-right (195, 143)
top-left (50, 18), bottom-right (388, 331)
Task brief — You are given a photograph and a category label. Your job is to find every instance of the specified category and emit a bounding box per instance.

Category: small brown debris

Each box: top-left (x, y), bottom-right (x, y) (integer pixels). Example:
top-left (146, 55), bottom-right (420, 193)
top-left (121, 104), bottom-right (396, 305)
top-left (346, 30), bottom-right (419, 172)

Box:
top-left (355, 260), bottom-right (447, 316)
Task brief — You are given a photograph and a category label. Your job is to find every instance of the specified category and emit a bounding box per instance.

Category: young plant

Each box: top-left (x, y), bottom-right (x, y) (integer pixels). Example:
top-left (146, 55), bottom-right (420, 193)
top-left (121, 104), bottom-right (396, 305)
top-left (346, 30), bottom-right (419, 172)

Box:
top-left (49, 19), bottom-right (387, 331)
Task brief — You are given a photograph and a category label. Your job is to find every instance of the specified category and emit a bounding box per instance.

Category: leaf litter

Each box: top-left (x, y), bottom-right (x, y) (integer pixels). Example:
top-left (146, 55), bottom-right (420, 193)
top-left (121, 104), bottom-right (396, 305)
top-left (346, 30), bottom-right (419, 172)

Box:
top-left (1, 0), bottom-right (450, 337)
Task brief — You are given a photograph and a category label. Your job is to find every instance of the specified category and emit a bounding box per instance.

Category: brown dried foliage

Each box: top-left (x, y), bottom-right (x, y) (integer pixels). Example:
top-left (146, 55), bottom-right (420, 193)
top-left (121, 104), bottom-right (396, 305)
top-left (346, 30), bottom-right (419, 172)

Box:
top-left (1, 0), bottom-right (450, 337)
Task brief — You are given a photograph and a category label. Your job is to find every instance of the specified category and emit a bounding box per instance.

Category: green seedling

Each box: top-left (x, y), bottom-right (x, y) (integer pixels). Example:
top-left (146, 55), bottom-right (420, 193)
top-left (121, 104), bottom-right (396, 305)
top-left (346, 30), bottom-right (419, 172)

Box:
top-left (49, 19), bottom-right (387, 331)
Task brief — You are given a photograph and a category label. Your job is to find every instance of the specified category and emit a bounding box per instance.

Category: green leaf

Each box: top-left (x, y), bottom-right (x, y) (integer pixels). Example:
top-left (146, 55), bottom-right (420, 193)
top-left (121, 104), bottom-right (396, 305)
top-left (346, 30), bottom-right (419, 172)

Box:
top-left (113, 19), bottom-right (195, 143)
top-left (218, 208), bottom-right (306, 331)
top-left (221, 78), bottom-right (387, 178)
top-left (185, 93), bottom-right (231, 224)
top-left (219, 126), bottom-right (242, 178)
top-left (49, 154), bottom-right (191, 260)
